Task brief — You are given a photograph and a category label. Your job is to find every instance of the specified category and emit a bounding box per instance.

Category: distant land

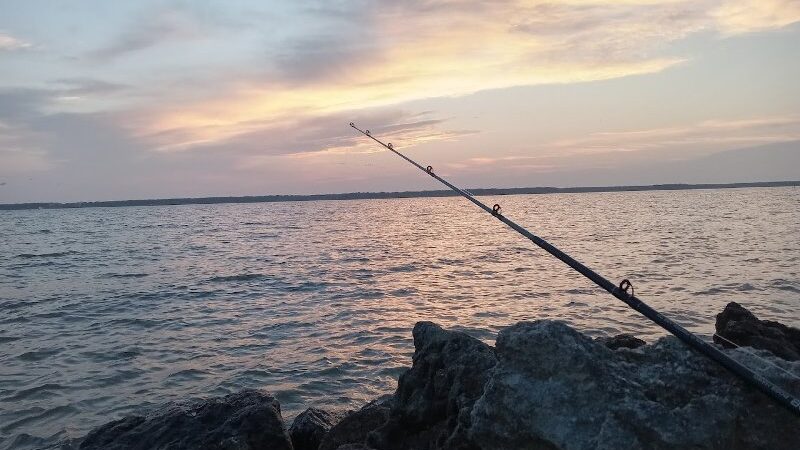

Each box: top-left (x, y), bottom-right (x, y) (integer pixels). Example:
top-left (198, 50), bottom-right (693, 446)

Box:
top-left (1, 181), bottom-right (798, 211)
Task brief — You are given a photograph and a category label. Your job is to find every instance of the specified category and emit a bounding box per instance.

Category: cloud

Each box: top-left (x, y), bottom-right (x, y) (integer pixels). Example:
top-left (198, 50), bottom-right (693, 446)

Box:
top-left (89, 6), bottom-right (222, 61)
top-left (0, 32), bottom-right (31, 51)
top-left (0, 119), bottom-right (52, 175)
top-left (0, 87), bottom-right (150, 177)
top-left (270, 31), bottom-right (378, 85)
top-left (13, 1), bottom-right (797, 160)
top-left (0, 88), bottom-right (51, 120)
top-left (148, 108), bottom-right (473, 161)
top-left (87, 2), bottom-right (270, 62)
top-left (511, 1), bottom-right (710, 64)
top-left (0, 90), bottom-right (57, 175)
top-left (544, 116), bottom-right (800, 159)
top-left (0, 86), bottom-right (253, 201)
top-left (0, 92), bottom-right (470, 201)
top-left (139, 0), bottom-right (800, 153)
top-left (436, 115), bottom-right (800, 179)
top-left (53, 78), bottom-right (130, 97)
top-left (713, 0), bottom-right (800, 34)
top-left (2, 0), bottom-right (799, 202)
top-left (445, 140), bottom-right (800, 190)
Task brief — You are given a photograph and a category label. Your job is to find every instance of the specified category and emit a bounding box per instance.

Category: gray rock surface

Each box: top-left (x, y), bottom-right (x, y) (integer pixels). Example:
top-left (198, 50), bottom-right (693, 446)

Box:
top-left (715, 301), bottom-right (800, 361)
top-left (305, 312), bottom-right (800, 449)
top-left (468, 320), bottom-right (800, 450)
top-left (75, 304), bottom-right (800, 450)
top-left (595, 333), bottom-right (646, 350)
top-left (79, 389), bottom-right (291, 450)
top-left (319, 397), bottom-right (392, 450)
top-left (290, 407), bottom-right (347, 450)
top-left (367, 321), bottom-right (496, 450)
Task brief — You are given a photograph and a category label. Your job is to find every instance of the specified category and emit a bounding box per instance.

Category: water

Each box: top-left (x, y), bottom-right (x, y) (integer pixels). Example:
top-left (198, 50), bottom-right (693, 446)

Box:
top-left (1, 187), bottom-right (799, 449)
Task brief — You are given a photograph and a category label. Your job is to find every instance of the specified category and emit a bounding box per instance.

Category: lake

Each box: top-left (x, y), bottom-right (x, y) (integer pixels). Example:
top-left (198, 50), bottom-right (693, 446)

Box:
top-left (1, 187), bottom-right (798, 449)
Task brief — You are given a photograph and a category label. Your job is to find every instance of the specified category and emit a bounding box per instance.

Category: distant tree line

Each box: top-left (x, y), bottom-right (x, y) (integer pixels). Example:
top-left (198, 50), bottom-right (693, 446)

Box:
top-left (1, 181), bottom-right (798, 211)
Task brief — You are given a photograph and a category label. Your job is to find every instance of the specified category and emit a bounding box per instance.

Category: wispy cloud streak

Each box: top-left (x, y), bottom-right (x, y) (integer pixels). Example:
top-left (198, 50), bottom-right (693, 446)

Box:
top-left (546, 116), bottom-right (800, 157)
top-left (0, 32), bottom-right (31, 51)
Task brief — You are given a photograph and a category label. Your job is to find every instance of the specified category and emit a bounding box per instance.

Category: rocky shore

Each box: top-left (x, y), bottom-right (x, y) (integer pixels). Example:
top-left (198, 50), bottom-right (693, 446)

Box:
top-left (69, 302), bottom-right (799, 449)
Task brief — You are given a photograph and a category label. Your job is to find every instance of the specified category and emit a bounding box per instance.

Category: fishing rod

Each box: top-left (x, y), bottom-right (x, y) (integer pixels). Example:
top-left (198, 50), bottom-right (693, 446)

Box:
top-left (349, 122), bottom-right (800, 417)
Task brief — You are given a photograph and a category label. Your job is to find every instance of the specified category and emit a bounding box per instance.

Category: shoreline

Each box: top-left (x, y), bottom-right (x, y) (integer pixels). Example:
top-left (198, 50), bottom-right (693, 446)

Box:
top-left (63, 302), bottom-right (799, 450)
top-left (2, 180), bottom-right (798, 211)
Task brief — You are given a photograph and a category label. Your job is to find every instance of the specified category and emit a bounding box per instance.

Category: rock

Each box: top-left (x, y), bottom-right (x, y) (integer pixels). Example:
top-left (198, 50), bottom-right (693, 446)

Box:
top-left (318, 397), bottom-right (392, 450)
top-left (468, 320), bottom-right (800, 450)
top-left (594, 333), bottom-right (645, 350)
top-left (75, 303), bottom-right (800, 450)
top-left (290, 407), bottom-right (346, 450)
top-left (367, 321), bottom-right (497, 450)
top-left (79, 389), bottom-right (292, 450)
top-left (715, 301), bottom-right (800, 361)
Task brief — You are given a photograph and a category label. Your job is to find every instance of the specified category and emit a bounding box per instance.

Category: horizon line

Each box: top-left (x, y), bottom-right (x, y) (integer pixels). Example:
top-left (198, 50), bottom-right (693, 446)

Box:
top-left (1, 180), bottom-right (798, 211)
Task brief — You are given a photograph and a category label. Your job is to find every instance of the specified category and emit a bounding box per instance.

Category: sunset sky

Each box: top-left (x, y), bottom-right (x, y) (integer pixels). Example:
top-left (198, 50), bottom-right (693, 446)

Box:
top-left (1, 0), bottom-right (799, 203)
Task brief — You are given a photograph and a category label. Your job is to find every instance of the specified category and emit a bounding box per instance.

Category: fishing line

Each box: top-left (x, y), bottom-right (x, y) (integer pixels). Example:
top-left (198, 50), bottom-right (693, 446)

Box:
top-left (713, 333), bottom-right (800, 381)
top-left (350, 122), bottom-right (800, 417)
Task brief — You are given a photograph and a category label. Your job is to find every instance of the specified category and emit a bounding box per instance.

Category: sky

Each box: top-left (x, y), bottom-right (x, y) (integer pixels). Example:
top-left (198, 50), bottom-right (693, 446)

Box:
top-left (1, 0), bottom-right (799, 203)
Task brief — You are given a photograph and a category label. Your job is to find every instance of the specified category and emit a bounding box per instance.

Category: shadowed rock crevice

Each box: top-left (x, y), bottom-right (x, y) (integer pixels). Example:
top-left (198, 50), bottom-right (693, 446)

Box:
top-left (291, 407), bottom-right (347, 450)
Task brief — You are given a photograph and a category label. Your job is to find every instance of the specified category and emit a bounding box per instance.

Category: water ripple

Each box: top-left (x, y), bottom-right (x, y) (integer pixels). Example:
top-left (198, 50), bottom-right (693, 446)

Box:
top-left (0, 187), bottom-right (798, 449)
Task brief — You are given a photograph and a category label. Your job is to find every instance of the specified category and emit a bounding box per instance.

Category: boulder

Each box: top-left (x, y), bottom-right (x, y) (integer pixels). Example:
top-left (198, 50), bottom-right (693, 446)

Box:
top-left (714, 301), bottom-right (800, 361)
top-left (318, 397), bottom-right (392, 450)
top-left (594, 333), bottom-right (646, 350)
top-left (290, 407), bottom-right (346, 450)
top-left (79, 389), bottom-right (291, 450)
top-left (468, 320), bottom-right (800, 450)
top-left (367, 321), bottom-right (497, 450)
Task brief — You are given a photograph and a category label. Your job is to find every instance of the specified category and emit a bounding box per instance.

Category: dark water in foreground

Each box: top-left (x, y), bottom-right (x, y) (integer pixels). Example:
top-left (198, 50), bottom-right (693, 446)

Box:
top-left (1, 187), bottom-right (799, 449)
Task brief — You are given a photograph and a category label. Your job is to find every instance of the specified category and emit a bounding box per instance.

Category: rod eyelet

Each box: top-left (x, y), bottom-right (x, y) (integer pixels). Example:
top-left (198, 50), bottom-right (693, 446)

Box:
top-left (619, 279), bottom-right (634, 297)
